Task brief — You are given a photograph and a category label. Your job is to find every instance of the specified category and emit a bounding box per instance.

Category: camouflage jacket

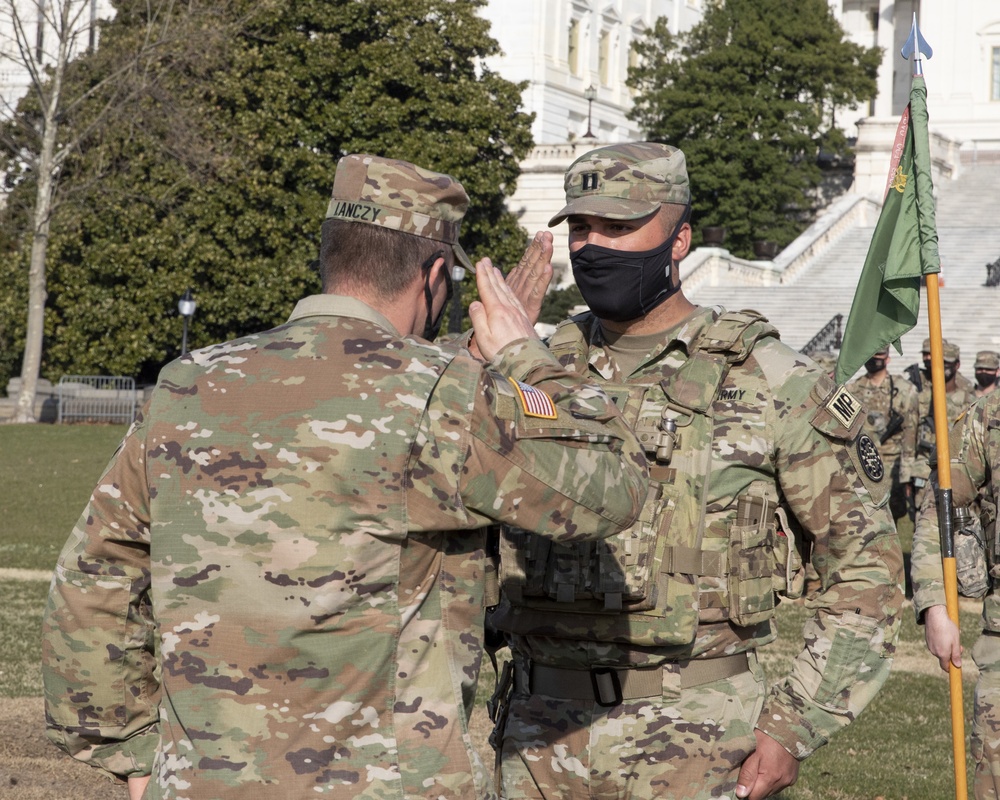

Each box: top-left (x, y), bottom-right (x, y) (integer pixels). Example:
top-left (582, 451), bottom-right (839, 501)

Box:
top-left (912, 391), bottom-right (1000, 627)
top-left (42, 294), bottom-right (648, 799)
top-left (493, 305), bottom-right (903, 760)
top-left (911, 380), bottom-right (978, 482)
top-left (848, 372), bottom-right (918, 483)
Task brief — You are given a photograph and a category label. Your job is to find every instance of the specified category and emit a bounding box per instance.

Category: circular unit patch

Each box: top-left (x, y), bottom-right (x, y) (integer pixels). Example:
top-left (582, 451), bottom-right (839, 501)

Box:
top-left (856, 433), bottom-right (884, 482)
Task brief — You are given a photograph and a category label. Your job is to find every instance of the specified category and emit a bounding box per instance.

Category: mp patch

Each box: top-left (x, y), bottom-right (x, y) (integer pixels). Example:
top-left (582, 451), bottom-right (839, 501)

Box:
top-left (827, 386), bottom-right (862, 429)
top-left (856, 433), bottom-right (885, 482)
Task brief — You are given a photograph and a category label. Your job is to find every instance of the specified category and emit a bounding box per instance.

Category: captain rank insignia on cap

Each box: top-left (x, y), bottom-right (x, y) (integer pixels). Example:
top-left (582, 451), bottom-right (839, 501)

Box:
top-left (509, 379), bottom-right (558, 420)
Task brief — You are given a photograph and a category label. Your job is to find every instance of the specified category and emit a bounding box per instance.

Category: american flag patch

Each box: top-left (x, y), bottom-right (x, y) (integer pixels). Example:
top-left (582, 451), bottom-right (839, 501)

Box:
top-left (508, 378), bottom-right (558, 419)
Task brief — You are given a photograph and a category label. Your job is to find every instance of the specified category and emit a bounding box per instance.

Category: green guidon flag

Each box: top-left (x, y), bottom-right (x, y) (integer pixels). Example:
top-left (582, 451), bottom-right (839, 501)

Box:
top-left (834, 76), bottom-right (941, 385)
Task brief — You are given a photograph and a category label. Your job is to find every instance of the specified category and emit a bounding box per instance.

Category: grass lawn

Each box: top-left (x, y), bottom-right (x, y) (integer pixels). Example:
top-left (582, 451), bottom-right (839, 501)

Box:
top-left (0, 423), bottom-right (127, 571)
top-left (0, 424), bottom-right (983, 798)
top-left (0, 579), bottom-right (48, 697)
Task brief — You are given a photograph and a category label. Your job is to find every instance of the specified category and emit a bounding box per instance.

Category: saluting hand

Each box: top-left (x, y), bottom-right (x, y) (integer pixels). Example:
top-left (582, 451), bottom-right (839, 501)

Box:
top-left (469, 258), bottom-right (538, 361)
top-left (504, 231), bottom-right (554, 326)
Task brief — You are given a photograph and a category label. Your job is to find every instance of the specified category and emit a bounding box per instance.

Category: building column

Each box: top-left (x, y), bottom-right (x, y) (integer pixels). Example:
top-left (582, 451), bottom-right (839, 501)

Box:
top-left (874, 0), bottom-right (895, 118)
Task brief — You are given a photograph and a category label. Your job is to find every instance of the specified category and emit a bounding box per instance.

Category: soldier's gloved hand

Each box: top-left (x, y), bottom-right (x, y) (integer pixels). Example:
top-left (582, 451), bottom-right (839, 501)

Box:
top-left (923, 604), bottom-right (963, 672)
top-left (735, 730), bottom-right (799, 800)
top-left (504, 231), bottom-right (553, 326)
top-left (469, 259), bottom-right (539, 361)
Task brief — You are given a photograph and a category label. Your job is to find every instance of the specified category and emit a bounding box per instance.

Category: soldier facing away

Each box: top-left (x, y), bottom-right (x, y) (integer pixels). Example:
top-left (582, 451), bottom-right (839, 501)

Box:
top-left (848, 345), bottom-right (918, 524)
top-left (911, 389), bottom-right (1000, 799)
top-left (489, 141), bottom-right (904, 800)
top-left (41, 154), bottom-right (650, 800)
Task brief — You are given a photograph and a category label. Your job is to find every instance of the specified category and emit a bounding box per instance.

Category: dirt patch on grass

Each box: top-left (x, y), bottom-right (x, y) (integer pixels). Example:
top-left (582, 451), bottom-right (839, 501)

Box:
top-left (0, 695), bottom-right (494, 798)
top-left (0, 696), bottom-right (127, 800)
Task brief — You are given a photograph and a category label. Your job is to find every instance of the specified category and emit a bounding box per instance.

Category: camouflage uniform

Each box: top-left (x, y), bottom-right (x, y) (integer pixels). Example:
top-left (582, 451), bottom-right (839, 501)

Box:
top-left (911, 341), bottom-right (977, 494)
top-left (849, 369), bottom-right (918, 520)
top-left (911, 391), bottom-right (1000, 799)
top-left (493, 307), bottom-right (903, 800)
top-left (490, 142), bottom-right (903, 800)
top-left (42, 156), bottom-right (649, 800)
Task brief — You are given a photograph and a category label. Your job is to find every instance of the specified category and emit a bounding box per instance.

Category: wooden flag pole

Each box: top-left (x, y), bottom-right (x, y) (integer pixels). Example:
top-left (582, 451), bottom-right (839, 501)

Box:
top-left (926, 273), bottom-right (968, 800)
top-left (904, 15), bottom-right (967, 798)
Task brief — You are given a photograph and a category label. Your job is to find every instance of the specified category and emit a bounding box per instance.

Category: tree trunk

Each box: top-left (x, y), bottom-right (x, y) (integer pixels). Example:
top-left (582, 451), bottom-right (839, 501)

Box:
top-left (12, 209), bottom-right (52, 423)
top-left (12, 86), bottom-right (60, 424)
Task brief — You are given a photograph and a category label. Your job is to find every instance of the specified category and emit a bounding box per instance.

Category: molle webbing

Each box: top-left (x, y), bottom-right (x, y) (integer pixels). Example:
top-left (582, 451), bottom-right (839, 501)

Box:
top-left (500, 308), bottom-right (778, 644)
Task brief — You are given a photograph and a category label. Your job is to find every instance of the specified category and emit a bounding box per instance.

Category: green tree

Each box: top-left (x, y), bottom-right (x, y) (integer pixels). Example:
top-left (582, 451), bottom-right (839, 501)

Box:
top-left (0, 0), bottom-right (180, 420)
top-left (539, 283), bottom-right (585, 326)
top-left (627, 0), bottom-right (880, 258)
top-left (0, 0), bottom-right (532, 388)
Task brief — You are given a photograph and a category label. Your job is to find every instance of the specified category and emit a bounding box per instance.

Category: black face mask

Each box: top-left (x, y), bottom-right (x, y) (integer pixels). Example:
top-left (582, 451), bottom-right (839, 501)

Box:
top-left (570, 212), bottom-right (688, 322)
top-left (865, 357), bottom-right (887, 374)
top-left (976, 370), bottom-right (998, 390)
top-left (420, 250), bottom-right (451, 341)
top-left (943, 364), bottom-right (957, 383)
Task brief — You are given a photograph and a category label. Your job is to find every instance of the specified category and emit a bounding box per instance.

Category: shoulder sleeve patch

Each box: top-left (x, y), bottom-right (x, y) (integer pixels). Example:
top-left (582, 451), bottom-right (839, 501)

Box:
top-left (827, 385), bottom-right (863, 430)
top-left (809, 377), bottom-right (865, 441)
top-left (508, 378), bottom-right (558, 420)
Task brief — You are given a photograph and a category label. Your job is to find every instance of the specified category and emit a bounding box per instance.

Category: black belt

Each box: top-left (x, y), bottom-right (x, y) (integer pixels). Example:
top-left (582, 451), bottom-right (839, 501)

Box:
top-left (520, 653), bottom-right (751, 707)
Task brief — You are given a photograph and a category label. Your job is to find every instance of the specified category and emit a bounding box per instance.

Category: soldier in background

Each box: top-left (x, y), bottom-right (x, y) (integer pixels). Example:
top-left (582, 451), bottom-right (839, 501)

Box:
top-left (975, 350), bottom-right (1000, 398)
top-left (910, 339), bottom-right (978, 506)
top-left (849, 345), bottom-right (918, 524)
top-left (41, 154), bottom-right (649, 800)
top-left (911, 390), bottom-right (1000, 799)
top-left (490, 142), bottom-right (903, 800)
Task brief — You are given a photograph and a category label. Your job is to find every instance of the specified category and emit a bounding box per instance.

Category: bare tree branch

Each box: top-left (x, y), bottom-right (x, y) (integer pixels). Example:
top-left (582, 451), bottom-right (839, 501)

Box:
top-left (1, 0), bottom-right (181, 422)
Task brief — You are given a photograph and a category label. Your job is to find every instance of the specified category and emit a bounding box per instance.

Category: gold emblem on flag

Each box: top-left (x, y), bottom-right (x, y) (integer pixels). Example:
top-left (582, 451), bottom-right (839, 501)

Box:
top-left (890, 166), bottom-right (908, 194)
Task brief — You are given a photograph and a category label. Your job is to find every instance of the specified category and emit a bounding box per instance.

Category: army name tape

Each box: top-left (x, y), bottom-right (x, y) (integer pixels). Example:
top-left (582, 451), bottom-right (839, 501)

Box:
top-left (327, 201), bottom-right (383, 224)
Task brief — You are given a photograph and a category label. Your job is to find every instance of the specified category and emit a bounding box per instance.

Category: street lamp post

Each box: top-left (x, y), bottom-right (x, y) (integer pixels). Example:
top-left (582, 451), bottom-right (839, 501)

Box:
top-left (584, 85), bottom-right (597, 139)
top-left (178, 288), bottom-right (196, 355)
top-left (448, 264), bottom-right (467, 335)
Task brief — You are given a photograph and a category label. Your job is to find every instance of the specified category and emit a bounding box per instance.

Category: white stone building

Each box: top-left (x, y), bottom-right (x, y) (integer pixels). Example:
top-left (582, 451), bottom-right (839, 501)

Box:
top-left (0, 0), bottom-right (113, 116)
top-left (483, 0), bottom-right (1000, 279)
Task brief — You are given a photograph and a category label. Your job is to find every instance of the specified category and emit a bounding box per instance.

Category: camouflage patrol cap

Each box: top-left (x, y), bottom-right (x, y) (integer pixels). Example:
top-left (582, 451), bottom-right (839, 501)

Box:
top-left (976, 350), bottom-right (1000, 369)
top-left (327, 154), bottom-right (475, 272)
top-left (548, 142), bottom-right (691, 227)
top-left (922, 337), bottom-right (959, 362)
top-left (872, 346), bottom-right (890, 357)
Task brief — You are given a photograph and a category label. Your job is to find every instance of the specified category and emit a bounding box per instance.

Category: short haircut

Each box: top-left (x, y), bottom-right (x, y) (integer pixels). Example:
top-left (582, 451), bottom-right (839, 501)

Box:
top-left (660, 203), bottom-right (689, 232)
top-left (319, 219), bottom-right (453, 297)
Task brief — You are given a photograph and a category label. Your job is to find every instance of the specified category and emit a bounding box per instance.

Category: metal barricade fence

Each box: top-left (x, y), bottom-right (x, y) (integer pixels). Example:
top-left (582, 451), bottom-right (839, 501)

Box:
top-left (57, 375), bottom-right (138, 424)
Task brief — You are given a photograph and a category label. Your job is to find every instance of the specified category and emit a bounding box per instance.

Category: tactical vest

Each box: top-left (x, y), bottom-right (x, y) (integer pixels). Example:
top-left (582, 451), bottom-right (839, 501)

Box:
top-left (498, 310), bottom-right (805, 647)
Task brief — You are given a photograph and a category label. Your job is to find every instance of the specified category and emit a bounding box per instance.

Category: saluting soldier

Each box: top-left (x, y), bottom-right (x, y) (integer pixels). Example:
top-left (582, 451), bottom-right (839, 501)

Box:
top-left (489, 142), bottom-right (903, 800)
top-left (41, 154), bottom-right (649, 800)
